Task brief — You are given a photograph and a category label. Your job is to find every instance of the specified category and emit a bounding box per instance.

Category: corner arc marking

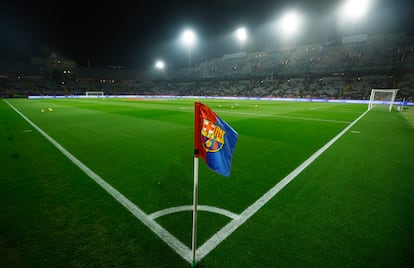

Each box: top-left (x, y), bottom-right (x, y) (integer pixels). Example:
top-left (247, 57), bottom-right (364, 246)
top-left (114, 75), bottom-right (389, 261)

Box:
top-left (149, 205), bottom-right (240, 220)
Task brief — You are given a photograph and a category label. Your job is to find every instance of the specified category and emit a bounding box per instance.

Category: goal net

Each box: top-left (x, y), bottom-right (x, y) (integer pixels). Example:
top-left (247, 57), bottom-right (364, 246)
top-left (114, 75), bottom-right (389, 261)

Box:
top-left (367, 89), bottom-right (399, 112)
top-left (86, 91), bottom-right (104, 98)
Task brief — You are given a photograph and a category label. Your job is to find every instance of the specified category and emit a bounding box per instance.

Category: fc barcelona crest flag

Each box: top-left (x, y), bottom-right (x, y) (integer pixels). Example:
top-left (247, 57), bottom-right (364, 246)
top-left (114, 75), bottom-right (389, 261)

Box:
top-left (194, 102), bottom-right (238, 176)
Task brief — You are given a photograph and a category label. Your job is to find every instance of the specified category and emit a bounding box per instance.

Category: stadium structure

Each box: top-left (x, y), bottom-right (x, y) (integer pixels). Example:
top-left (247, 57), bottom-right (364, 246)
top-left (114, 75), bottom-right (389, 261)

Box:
top-left (0, 31), bottom-right (413, 103)
top-left (2, 16), bottom-right (414, 266)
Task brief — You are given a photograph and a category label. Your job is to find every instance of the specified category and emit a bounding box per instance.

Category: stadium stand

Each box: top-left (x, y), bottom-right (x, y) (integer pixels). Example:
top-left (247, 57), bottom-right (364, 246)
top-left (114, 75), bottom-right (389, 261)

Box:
top-left (0, 32), bottom-right (413, 101)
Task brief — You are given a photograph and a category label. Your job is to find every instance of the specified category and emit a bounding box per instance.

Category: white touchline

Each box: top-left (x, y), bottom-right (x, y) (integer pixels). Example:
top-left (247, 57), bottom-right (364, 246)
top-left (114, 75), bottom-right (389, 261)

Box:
top-left (3, 99), bottom-right (193, 262)
top-left (195, 110), bottom-right (369, 262)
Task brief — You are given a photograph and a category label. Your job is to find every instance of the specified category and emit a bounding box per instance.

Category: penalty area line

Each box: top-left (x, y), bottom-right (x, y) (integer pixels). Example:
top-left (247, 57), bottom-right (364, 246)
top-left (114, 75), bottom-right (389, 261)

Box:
top-left (195, 110), bottom-right (369, 262)
top-left (3, 99), bottom-right (192, 263)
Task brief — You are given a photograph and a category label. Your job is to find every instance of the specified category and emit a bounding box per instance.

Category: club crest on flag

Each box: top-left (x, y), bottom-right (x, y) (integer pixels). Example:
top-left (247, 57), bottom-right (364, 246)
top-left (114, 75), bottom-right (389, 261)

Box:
top-left (195, 102), bottom-right (238, 177)
top-left (201, 119), bottom-right (225, 152)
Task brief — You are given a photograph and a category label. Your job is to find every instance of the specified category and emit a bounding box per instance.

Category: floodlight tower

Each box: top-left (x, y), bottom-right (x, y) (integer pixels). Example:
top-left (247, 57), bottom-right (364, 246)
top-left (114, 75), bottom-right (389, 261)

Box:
top-left (154, 60), bottom-right (165, 70)
top-left (277, 10), bottom-right (302, 49)
top-left (235, 27), bottom-right (247, 52)
top-left (279, 10), bottom-right (302, 39)
top-left (341, 0), bottom-right (370, 34)
top-left (180, 29), bottom-right (197, 68)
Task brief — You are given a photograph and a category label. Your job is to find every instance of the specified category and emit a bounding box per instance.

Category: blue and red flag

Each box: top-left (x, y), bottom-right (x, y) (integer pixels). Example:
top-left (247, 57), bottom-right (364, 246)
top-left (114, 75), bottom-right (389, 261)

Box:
top-left (194, 102), bottom-right (238, 177)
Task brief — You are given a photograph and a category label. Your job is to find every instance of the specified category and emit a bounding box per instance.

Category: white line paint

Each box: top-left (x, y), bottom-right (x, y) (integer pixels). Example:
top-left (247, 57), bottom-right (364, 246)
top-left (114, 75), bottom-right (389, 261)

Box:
top-left (177, 106), bottom-right (351, 124)
top-left (3, 99), bottom-right (193, 262)
top-left (4, 98), bottom-right (369, 264)
top-left (195, 110), bottom-right (369, 262)
top-left (308, 105), bottom-right (333, 110)
top-left (219, 110), bottom-right (352, 124)
top-left (149, 205), bottom-right (240, 220)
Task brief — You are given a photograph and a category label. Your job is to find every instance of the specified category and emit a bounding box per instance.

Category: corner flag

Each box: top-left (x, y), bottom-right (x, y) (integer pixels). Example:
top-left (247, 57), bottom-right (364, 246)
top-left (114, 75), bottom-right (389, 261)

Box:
top-left (194, 102), bottom-right (238, 177)
top-left (191, 102), bottom-right (238, 266)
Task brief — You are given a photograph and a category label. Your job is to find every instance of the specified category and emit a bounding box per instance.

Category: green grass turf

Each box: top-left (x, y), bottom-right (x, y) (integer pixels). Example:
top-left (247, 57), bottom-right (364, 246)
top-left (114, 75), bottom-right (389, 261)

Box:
top-left (1, 98), bottom-right (413, 267)
top-left (401, 106), bottom-right (414, 128)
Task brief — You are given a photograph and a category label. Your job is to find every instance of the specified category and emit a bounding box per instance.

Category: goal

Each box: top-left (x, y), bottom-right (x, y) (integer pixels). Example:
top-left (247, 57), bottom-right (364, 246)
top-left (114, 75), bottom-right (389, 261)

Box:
top-left (86, 91), bottom-right (104, 98)
top-left (367, 89), bottom-right (399, 112)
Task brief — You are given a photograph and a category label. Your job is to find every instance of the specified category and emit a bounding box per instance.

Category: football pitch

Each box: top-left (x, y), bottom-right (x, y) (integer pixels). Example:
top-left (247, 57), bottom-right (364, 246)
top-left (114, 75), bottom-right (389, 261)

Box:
top-left (1, 98), bottom-right (414, 267)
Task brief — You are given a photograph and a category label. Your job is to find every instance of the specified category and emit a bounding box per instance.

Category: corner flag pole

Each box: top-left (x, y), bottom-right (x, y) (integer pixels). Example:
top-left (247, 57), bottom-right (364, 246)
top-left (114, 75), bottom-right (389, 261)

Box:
top-left (191, 152), bottom-right (199, 267)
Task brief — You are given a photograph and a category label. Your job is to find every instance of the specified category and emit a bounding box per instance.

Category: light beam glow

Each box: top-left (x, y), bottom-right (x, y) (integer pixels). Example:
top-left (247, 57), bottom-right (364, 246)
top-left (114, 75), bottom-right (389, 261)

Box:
top-left (342, 0), bottom-right (371, 19)
top-left (155, 60), bottom-right (165, 70)
top-left (180, 29), bottom-right (196, 47)
top-left (235, 27), bottom-right (247, 43)
top-left (278, 10), bottom-right (302, 38)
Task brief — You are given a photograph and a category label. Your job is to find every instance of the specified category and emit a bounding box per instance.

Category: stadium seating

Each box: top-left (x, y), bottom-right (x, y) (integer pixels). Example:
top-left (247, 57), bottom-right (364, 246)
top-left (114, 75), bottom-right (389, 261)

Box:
top-left (0, 32), bottom-right (413, 101)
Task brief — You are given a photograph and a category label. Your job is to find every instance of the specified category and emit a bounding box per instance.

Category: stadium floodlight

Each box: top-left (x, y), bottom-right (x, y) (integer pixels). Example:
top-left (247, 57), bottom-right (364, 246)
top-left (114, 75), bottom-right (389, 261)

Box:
top-left (180, 28), bottom-right (197, 68)
top-left (342, 0), bottom-right (370, 19)
top-left (180, 29), bottom-right (196, 47)
top-left (339, 0), bottom-right (371, 34)
top-left (235, 27), bottom-right (247, 43)
top-left (278, 10), bottom-right (302, 38)
top-left (235, 27), bottom-right (247, 52)
top-left (154, 60), bottom-right (165, 70)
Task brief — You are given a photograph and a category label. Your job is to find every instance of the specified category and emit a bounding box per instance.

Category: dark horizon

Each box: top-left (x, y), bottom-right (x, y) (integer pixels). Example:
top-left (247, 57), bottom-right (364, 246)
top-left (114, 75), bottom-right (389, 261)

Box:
top-left (1, 0), bottom-right (413, 70)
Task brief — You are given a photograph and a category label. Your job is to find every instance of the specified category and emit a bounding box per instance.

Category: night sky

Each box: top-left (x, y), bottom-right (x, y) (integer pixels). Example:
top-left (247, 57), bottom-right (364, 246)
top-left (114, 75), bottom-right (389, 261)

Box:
top-left (1, 0), bottom-right (413, 70)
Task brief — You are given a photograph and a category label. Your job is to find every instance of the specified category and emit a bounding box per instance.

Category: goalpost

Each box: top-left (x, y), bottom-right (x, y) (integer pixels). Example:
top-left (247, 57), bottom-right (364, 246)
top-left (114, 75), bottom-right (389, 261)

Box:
top-left (85, 91), bottom-right (104, 98)
top-left (367, 89), bottom-right (399, 112)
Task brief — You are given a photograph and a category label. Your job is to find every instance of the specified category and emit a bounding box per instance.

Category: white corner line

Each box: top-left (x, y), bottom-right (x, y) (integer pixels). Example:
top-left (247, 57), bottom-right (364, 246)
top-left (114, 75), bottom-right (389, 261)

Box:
top-left (195, 110), bottom-right (369, 262)
top-left (3, 99), bottom-right (193, 263)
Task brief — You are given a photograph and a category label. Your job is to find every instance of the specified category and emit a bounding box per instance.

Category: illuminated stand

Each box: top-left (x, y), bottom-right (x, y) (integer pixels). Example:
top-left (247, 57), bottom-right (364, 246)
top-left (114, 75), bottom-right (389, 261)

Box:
top-left (367, 89), bottom-right (399, 112)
